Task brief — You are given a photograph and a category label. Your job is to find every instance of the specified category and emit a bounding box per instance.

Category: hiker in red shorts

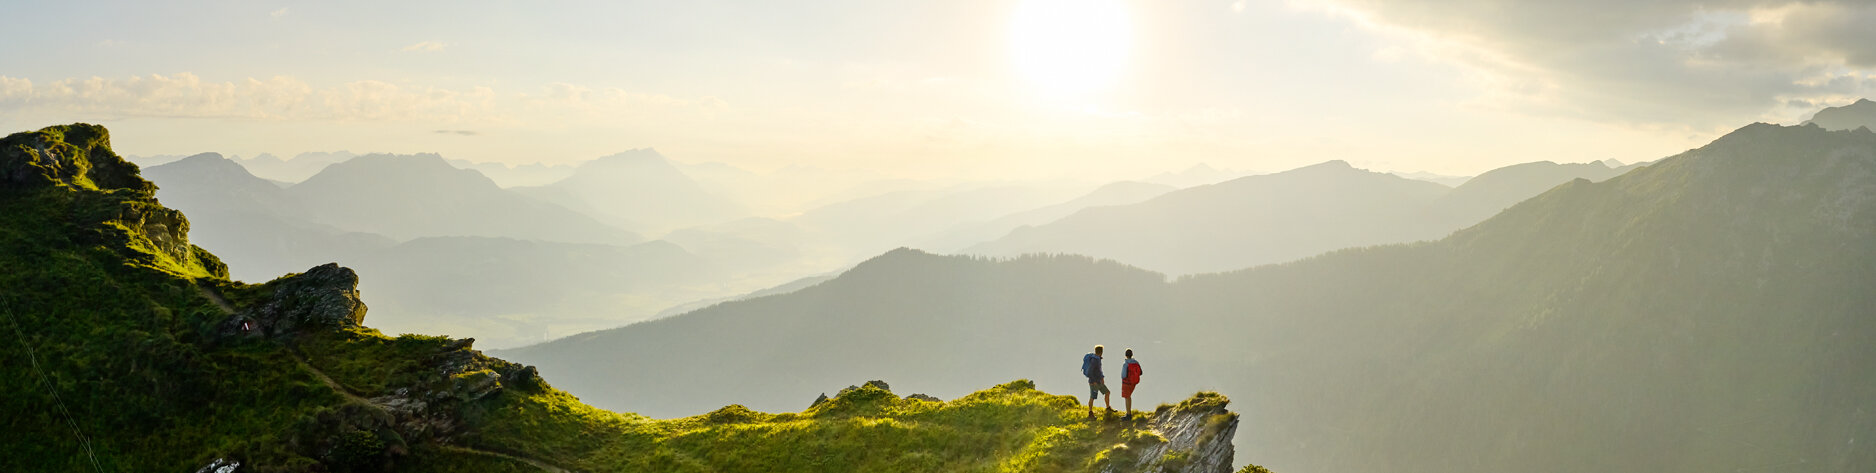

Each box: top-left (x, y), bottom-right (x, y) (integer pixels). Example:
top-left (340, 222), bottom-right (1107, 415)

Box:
top-left (1120, 348), bottom-right (1144, 421)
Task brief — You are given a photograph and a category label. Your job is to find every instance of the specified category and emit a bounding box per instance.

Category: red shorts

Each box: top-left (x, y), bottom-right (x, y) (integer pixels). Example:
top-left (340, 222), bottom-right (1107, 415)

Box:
top-left (1121, 383), bottom-right (1137, 398)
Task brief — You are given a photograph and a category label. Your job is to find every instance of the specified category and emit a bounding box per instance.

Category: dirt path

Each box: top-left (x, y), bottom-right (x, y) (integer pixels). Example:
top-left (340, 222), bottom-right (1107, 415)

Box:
top-left (292, 355), bottom-right (579, 472)
top-left (192, 279), bottom-right (574, 472)
top-left (293, 355), bottom-right (377, 405)
top-left (437, 445), bottom-right (577, 473)
top-left (194, 280), bottom-right (237, 314)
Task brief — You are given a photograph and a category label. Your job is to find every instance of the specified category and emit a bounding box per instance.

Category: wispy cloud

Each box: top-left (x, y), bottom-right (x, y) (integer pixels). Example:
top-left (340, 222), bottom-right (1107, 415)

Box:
top-left (1298, 0), bottom-right (1876, 126)
top-left (434, 129), bottom-right (479, 136)
top-left (0, 73), bottom-right (497, 122)
top-left (0, 73), bottom-right (730, 128)
top-left (270, 7), bottom-right (289, 19)
top-left (401, 41), bottom-right (448, 53)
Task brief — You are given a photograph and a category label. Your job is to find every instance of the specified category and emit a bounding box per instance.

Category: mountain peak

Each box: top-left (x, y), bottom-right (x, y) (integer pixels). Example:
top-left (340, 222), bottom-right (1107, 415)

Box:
top-left (589, 148), bottom-right (669, 166)
top-left (1266, 159), bottom-right (1378, 179)
top-left (1803, 98), bottom-right (1876, 131)
top-left (300, 152), bottom-right (496, 189)
top-left (175, 151), bottom-right (226, 163)
top-left (149, 152), bottom-right (271, 186)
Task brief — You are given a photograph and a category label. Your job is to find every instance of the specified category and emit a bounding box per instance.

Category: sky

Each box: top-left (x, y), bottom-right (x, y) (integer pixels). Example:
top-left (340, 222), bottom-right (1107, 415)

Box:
top-left (2, 0), bottom-right (1873, 181)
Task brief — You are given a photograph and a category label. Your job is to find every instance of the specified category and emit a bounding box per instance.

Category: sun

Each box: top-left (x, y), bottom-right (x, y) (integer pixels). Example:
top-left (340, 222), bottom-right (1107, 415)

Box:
top-left (1009, 0), bottom-right (1133, 98)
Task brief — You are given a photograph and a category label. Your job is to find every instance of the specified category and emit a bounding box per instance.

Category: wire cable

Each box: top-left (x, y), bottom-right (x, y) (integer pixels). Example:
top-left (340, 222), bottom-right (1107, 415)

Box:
top-left (2, 295), bottom-right (106, 473)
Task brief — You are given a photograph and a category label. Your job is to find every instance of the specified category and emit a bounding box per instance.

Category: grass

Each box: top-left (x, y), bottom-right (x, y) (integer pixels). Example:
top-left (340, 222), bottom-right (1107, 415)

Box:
top-left (465, 378), bottom-right (1189, 472)
top-left (2, 123), bottom-right (1235, 472)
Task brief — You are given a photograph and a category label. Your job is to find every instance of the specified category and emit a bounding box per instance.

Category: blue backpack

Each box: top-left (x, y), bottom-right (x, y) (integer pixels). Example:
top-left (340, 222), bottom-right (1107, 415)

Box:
top-left (1081, 353), bottom-right (1097, 378)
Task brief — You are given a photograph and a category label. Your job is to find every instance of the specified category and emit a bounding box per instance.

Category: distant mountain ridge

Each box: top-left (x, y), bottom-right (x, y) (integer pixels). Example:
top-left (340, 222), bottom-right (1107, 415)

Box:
top-left (965, 158), bottom-right (1627, 275)
top-left (515, 148), bottom-right (749, 234)
top-left (143, 152), bottom-right (716, 348)
top-left (1805, 97), bottom-right (1876, 131)
top-left (503, 122), bottom-right (1876, 473)
top-left (290, 153), bottom-right (638, 245)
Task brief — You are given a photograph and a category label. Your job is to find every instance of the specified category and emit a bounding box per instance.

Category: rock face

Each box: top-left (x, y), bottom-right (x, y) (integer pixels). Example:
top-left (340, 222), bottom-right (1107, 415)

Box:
top-left (0, 123), bottom-right (149, 192)
top-left (2, 123), bottom-right (227, 278)
top-left (836, 380), bottom-right (891, 397)
top-left (221, 263), bottom-right (369, 340)
top-left (1102, 392), bottom-right (1239, 473)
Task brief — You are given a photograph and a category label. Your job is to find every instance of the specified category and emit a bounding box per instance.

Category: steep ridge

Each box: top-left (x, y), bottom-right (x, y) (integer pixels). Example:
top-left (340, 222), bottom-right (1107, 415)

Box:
top-left (0, 123), bottom-right (1244, 472)
top-left (506, 122), bottom-right (1876, 473)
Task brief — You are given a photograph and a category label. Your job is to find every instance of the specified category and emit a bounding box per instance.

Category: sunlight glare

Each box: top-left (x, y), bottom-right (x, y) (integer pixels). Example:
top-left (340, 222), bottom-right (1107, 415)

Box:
top-left (1010, 0), bottom-right (1133, 98)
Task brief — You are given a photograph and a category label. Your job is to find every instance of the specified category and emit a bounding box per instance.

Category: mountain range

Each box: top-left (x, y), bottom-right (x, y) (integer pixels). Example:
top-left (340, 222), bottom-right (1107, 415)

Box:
top-left (965, 159), bottom-right (1630, 275)
top-left (290, 153), bottom-right (637, 245)
top-left (500, 122), bottom-right (1876, 473)
top-left (0, 123), bottom-right (1246, 472)
top-left (142, 153), bottom-right (716, 348)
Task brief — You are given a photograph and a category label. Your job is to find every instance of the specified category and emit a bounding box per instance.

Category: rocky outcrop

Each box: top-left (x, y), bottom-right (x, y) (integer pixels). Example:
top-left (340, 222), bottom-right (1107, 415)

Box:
top-left (0, 123), bottom-right (150, 193)
top-left (1101, 392), bottom-right (1239, 473)
top-left (218, 263), bottom-right (369, 340)
top-left (2, 123), bottom-right (227, 278)
top-left (838, 380), bottom-right (891, 396)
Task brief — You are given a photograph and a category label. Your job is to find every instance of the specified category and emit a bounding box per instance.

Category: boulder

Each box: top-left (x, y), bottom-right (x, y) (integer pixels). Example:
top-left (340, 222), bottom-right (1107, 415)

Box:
top-left (224, 263), bottom-right (368, 340)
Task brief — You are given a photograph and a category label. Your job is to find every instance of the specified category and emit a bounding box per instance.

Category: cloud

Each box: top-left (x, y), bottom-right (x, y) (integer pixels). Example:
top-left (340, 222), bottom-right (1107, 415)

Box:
top-left (0, 73), bottom-right (732, 131)
top-left (434, 129), bottom-right (479, 136)
top-left (270, 7), bottom-right (288, 18)
top-left (401, 41), bottom-right (448, 53)
top-left (1299, 0), bottom-right (1876, 126)
top-left (0, 73), bottom-right (499, 123)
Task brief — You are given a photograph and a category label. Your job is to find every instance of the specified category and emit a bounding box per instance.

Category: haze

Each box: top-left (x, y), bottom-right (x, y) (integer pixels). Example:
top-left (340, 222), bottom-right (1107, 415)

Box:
top-left (6, 0), bottom-right (1873, 183)
top-left (6, 2), bottom-right (1876, 473)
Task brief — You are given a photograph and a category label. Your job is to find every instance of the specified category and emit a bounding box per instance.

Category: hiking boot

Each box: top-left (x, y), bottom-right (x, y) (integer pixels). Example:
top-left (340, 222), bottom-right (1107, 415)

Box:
top-left (1123, 414), bottom-right (1133, 421)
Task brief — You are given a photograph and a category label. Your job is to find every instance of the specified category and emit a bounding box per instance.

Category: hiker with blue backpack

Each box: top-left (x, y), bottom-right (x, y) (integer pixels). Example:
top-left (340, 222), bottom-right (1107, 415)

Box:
top-left (1083, 345), bottom-right (1113, 419)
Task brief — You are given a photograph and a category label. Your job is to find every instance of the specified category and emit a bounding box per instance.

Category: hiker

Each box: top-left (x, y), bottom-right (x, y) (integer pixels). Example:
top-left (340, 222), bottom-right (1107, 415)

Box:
top-left (1121, 348), bottom-right (1144, 420)
top-left (1082, 345), bottom-right (1112, 419)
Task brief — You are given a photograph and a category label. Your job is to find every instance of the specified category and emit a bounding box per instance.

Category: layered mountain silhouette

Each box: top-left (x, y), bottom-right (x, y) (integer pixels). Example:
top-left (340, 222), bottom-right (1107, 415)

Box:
top-left (501, 122), bottom-right (1876, 473)
top-left (919, 180), bottom-right (1177, 252)
top-left (236, 150), bottom-right (356, 182)
top-left (142, 153), bottom-right (715, 348)
top-left (789, 183), bottom-right (1089, 259)
top-left (515, 149), bottom-right (749, 234)
top-left (291, 153), bottom-right (637, 245)
top-left (1805, 97), bottom-right (1876, 131)
top-left (966, 159), bottom-right (1628, 275)
top-left (446, 158), bottom-right (575, 188)
top-left (145, 153), bottom-right (395, 281)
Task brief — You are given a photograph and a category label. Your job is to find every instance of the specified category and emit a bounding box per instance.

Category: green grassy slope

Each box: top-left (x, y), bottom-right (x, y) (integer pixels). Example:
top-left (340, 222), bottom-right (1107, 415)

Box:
top-left (0, 123), bottom-right (1242, 472)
